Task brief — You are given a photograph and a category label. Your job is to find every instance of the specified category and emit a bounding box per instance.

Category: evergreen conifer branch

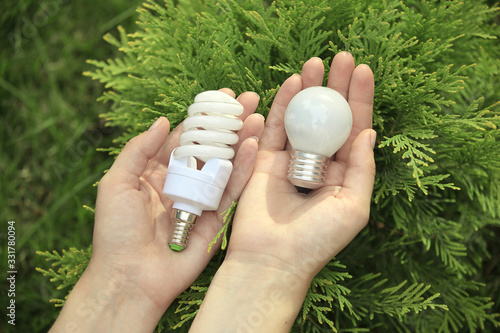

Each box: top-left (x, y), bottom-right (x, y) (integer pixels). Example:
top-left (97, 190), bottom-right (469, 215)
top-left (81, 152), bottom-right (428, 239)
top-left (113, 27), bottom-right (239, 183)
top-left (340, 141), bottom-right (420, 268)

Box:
top-left (300, 261), bottom-right (355, 331)
top-left (207, 201), bottom-right (238, 252)
top-left (38, 0), bottom-right (500, 331)
top-left (36, 246), bottom-right (93, 306)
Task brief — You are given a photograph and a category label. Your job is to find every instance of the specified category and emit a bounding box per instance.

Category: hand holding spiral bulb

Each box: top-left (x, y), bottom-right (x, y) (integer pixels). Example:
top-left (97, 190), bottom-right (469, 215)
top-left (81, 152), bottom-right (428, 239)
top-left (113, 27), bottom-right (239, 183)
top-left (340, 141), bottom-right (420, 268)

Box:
top-left (163, 91), bottom-right (244, 251)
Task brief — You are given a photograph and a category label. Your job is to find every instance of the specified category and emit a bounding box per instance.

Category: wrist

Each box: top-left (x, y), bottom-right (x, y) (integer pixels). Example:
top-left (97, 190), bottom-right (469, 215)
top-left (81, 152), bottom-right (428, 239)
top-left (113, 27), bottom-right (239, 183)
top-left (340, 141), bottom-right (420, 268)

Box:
top-left (190, 253), bottom-right (312, 332)
top-left (220, 251), bottom-right (314, 290)
top-left (50, 262), bottom-right (167, 333)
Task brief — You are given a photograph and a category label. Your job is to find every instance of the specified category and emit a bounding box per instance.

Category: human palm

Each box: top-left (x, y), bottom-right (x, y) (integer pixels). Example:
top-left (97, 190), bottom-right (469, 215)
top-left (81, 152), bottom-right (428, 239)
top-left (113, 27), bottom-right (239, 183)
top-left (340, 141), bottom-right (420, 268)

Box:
top-left (227, 53), bottom-right (376, 280)
top-left (87, 90), bottom-right (264, 311)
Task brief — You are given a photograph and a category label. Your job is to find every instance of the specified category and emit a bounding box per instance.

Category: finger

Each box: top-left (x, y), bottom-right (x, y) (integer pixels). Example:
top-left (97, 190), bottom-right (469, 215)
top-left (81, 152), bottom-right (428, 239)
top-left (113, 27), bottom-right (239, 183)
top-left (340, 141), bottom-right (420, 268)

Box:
top-left (221, 88), bottom-right (259, 121)
top-left (301, 57), bottom-right (325, 88)
top-left (327, 51), bottom-right (355, 100)
top-left (335, 64), bottom-right (374, 164)
top-left (259, 74), bottom-right (302, 151)
top-left (153, 121), bottom-right (183, 167)
top-left (218, 136), bottom-right (259, 214)
top-left (104, 117), bottom-right (170, 187)
top-left (341, 129), bottom-right (376, 208)
top-left (232, 113), bottom-right (265, 154)
top-left (219, 88), bottom-right (236, 98)
top-left (220, 88), bottom-right (259, 124)
top-left (236, 91), bottom-right (260, 121)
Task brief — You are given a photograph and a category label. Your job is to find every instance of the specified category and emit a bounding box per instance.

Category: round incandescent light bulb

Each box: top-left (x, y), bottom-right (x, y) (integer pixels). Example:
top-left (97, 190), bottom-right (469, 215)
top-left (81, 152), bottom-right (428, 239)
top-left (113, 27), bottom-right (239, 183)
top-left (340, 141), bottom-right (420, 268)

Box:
top-left (285, 86), bottom-right (352, 191)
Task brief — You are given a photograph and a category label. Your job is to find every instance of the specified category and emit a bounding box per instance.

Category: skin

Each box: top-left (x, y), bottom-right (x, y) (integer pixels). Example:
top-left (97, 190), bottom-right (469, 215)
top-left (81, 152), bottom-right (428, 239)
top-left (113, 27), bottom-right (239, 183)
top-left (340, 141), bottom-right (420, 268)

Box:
top-left (49, 52), bottom-right (375, 333)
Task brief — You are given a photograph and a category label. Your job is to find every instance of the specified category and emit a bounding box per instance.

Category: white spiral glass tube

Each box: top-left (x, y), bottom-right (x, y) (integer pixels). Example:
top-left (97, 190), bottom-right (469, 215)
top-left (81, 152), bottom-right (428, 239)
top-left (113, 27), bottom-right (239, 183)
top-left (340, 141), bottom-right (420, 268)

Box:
top-left (175, 90), bottom-right (244, 162)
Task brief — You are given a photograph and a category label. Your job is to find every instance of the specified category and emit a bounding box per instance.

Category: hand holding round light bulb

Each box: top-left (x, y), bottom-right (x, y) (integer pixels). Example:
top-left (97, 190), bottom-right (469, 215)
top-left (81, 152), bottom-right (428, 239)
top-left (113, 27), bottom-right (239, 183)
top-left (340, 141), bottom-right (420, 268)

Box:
top-left (224, 52), bottom-right (376, 283)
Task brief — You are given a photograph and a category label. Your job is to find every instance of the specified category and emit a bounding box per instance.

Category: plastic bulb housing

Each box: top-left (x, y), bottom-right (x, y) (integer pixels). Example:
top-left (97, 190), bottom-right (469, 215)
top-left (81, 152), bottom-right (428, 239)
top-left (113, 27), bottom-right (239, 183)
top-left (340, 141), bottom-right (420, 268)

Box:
top-left (162, 90), bottom-right (244, 251)
top-left (163, 153), bottom-right (232, 250)
top-left (284, 86), bottom-right (352, 190)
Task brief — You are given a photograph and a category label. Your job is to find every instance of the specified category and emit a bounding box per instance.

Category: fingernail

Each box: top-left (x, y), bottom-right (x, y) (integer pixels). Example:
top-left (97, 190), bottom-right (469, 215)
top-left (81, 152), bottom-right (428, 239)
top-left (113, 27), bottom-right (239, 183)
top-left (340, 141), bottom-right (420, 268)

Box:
top-left (370, 130), bottom-right (377, 149)
top-left (148, 117), bottom-right (163, 131)
top-left (340, 51), bottom-right (352, 58)
top-left (250, 91), bottom-right (261, 101)
top-left (254, 113), bottom-right (265, 120)
top-left (250, 135), bottom-right (259, 143)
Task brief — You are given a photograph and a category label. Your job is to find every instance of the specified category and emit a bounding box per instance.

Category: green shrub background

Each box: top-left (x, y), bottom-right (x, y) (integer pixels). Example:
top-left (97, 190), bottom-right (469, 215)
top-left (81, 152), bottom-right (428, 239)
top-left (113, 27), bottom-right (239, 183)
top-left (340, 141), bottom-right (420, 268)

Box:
top-left (2, 0), bottom-right (500, 332)
top-left (1, 0), bottom-right (142, 331)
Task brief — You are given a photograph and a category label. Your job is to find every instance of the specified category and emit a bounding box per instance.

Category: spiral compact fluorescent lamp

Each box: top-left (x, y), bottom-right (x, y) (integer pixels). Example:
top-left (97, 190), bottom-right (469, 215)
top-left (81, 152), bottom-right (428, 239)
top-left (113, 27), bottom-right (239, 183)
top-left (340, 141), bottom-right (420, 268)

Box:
top-left (285, 86), bottom-right (352, 191)
top-left (162, 91), bottom-right (243, 251)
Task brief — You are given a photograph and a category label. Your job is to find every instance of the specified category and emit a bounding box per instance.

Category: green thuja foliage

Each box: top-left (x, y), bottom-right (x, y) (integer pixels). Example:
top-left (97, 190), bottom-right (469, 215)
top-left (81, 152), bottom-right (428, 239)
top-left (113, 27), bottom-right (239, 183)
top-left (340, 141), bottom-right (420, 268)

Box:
top-left (36, 247), bottom-right (93, 307)
top-left (38, 0), bottom-right (500, 331)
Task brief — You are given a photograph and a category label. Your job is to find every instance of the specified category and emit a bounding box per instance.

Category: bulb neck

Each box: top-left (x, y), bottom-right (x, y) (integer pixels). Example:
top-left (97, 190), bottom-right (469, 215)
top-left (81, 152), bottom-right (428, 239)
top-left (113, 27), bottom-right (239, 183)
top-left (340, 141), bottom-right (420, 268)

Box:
top-left (168, 209), bottom-right (199, 251)
top-left (287, 149), bottom-right (330, 190)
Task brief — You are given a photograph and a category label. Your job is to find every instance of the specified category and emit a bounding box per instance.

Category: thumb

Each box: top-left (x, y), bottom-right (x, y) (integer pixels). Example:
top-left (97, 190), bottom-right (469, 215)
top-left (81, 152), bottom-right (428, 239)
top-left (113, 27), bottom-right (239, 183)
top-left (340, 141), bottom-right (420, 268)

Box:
top-left (341, 129), bottom-right (376, 207)
top-left (103, 117), bottom-right (170, 187)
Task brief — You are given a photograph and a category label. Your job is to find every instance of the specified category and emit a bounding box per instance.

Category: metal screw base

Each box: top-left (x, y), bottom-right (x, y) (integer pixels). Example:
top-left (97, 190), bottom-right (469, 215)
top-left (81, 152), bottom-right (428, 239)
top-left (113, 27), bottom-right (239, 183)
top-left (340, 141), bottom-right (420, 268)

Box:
top-left (287, 149), bottom-right (330, 190)
top-left (168, 209), bottom-right (198, 251)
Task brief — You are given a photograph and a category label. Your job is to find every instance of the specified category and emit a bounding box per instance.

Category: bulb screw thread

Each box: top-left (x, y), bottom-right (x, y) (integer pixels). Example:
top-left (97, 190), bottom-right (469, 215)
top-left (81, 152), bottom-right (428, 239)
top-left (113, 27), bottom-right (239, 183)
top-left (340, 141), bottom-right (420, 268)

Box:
top-left (287, 149), bottom-right (330, 190)
top-left (168, 209), bottom-right (198, 251)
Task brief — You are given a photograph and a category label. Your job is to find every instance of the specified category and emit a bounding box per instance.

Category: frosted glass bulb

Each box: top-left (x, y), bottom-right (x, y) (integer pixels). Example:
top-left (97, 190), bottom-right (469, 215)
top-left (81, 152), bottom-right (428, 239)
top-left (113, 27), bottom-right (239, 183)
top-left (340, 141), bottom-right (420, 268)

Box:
top-left (163, 90), bottom-right (243, 251)
top-left (284, 86), bottom-right (352, 190)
